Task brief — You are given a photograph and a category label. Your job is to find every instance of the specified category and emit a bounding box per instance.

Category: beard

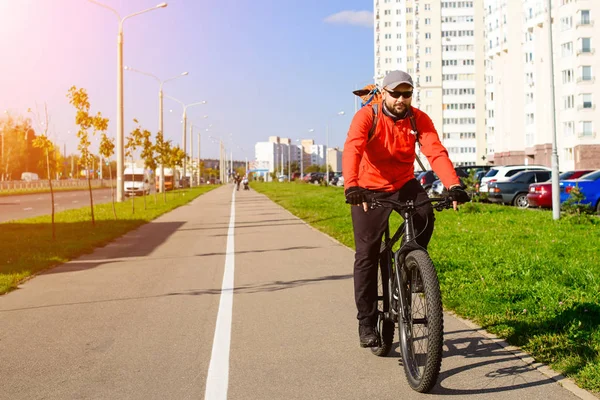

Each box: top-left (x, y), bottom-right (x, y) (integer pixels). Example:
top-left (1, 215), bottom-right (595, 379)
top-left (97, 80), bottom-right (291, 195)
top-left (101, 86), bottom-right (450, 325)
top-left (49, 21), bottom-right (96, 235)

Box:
top-left (387, 99), bottom-right (409, 118)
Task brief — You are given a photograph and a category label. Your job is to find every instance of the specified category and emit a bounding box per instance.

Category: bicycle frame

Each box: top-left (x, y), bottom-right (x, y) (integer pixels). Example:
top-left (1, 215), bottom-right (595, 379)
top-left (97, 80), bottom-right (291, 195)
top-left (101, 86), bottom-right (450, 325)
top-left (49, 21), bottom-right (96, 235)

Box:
top-left (377, 197), bottom-right (449, 324)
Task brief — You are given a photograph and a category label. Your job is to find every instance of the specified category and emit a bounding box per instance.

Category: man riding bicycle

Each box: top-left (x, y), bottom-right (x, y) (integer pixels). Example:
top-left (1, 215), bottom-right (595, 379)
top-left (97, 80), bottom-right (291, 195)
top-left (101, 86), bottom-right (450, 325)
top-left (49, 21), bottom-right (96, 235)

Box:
top-left (342, 70), bottom-right (470, 347)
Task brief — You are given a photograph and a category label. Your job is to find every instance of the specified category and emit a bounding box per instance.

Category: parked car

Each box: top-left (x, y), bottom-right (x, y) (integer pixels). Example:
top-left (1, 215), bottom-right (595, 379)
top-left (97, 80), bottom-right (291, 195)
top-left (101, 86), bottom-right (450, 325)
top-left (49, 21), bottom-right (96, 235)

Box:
top-left (416, 170), bottom-right (439, 191)
top-left (428, 167), bottom-right (487, 196)
top-left (480, 165), bottom-right (551, 193)
top-left (277, 174), bottom-right (288, 182)
top-left (21, 172), bottom-right (39, 182)
top-left (336, 175), bottom-right (345, 187)
top-left (527, 170), bottom-right (595, 208)
top-left (329, 172), bottom-right (342, 186)
top-left (488, 170), bottom-right (552, 208)
top-left (179, 176), bottom-right (191, 188)
top-left (559, 170), bottom-right (600, 213)
top-left (303, 172), bottom-right (324, 184)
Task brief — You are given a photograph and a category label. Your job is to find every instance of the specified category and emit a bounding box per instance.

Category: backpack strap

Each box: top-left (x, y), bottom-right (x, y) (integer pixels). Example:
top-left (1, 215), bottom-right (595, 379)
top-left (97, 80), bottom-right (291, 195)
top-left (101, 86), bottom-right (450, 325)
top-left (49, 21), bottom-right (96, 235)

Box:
top-left (407, 107), bottom-right (427, 172)
top-left (367, 103), bottom-right (379, 143)
top-left (407, 106), bottom-right (420, 145)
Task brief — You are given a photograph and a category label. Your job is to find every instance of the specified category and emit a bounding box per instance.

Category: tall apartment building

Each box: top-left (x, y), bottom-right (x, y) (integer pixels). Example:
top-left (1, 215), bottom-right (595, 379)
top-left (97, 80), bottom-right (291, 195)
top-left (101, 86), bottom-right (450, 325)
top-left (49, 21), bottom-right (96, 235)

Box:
top-left (374, 0), bottom-right (486, 167)
top-left (485, 0), bottom-right (600, 169)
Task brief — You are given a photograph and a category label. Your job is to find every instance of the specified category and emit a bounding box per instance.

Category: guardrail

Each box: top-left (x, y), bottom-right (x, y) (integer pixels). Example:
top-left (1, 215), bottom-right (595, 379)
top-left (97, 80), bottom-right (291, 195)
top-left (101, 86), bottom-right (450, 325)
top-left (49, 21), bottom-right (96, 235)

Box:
top-left (0, 179), bottom-right (116, 192)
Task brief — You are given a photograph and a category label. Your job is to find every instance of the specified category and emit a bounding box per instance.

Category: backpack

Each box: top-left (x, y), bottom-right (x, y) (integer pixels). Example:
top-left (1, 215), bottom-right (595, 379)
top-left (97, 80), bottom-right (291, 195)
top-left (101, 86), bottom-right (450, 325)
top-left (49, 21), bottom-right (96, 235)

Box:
top-left (353, 85), bottom-right (426, 171)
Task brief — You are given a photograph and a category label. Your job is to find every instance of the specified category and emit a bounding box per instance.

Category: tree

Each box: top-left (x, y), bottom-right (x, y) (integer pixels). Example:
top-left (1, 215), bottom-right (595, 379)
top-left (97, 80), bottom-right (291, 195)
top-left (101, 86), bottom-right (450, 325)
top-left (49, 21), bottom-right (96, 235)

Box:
top-left (67, 86), bottom-right (109, 226)
top-left (0, 113), bottom-right (42, 181)
top-left (125, 119), bottom-right (144, 214)
top-left (98, 133), bottom-right (116, 219)
top-left (154, 131), bottom-right (171, 203)
top-left (30, 103), bottom-right (57, 239)
top-left (139, 126), bottom-right (155, 208)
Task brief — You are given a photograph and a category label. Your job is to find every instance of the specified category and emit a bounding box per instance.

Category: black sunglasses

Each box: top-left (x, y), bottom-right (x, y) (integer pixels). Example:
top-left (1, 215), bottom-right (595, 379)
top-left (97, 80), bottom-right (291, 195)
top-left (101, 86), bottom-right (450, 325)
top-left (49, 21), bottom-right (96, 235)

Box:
top-left (385, 89), bottom-right (413, 99)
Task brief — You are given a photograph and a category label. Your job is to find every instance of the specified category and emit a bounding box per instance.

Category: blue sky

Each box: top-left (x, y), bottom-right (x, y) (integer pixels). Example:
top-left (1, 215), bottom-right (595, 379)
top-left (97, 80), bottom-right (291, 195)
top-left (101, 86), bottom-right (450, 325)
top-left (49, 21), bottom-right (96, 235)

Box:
top-left (1, 0), bottom-right (375, 161)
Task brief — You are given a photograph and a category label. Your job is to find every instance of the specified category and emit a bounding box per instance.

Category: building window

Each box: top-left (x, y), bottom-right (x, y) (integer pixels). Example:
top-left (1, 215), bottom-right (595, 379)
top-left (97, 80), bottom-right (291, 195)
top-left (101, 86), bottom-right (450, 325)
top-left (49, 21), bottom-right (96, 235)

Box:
top-left (579, 37), bottom-right (592, 53)
top-left (580, 121), bottom-right (593, 136)
top-left (563, 121), bottom-right (574, 136)
top-left (426, 76), bottom-right (432, 82)
top-left (564, 95), bottom-right (574, 109)
top-left (525, 113), bottom-right (534, 125)
top-left (424, 4), bottom-right (431, 11)
top-left (561, 42), bottom-right (573, 57)
top-left (580, 10), bottom-right (591, 25)
top-left (581, 93), bottom-right (593, 109)
top-left (425, 61), bottom-right (432, 68)
top-left (561, 16), bottom-right (572, 30)
top-left (562, 69), bottom-right (573, 83)
top-left (426, 47), bottom-right (431, 54)
top-left (425, 18), bottom-right (431, 25)
top-left (580, 65), bottom-right (593, 81)
top-left (426, 90), bottom-right (433, 98)
top-left (425, 32), bottom-right (431, 39)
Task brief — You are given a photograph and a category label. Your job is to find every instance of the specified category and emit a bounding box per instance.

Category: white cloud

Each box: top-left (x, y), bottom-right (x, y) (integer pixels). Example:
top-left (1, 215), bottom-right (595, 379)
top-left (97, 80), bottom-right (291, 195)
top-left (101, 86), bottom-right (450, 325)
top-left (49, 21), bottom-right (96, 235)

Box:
top-left (324, 10), bottom-right (373, 28)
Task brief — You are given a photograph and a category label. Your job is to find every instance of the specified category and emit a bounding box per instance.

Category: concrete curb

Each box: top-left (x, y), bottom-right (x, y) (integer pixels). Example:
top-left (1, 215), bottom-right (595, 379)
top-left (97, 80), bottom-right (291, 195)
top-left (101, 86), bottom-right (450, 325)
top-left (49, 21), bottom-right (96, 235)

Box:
top-left (254, 188), bottom-right (599, 400)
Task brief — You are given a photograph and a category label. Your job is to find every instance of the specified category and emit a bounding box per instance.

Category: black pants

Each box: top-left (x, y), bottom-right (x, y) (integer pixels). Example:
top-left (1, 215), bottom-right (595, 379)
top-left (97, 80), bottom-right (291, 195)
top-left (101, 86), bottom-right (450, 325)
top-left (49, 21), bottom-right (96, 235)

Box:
top-left (351, 179), bottom-right (434, 326)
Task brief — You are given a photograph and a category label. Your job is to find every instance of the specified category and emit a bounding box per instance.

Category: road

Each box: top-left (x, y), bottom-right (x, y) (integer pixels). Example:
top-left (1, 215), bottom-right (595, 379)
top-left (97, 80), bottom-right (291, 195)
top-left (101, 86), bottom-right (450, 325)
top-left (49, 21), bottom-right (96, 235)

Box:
top-left (0, 185), bottom-right (593, 399)
top-left (0, 188), bottom-right (117, 223)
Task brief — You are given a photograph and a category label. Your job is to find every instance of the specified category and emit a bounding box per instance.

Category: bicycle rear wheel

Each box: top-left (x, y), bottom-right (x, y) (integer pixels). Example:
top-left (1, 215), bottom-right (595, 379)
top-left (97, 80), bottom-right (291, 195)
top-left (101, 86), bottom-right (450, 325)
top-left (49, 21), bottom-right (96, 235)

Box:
top-left (371, 246), bottom-right (394, 357)
top-left (397, 249), bottom-right (443, 393)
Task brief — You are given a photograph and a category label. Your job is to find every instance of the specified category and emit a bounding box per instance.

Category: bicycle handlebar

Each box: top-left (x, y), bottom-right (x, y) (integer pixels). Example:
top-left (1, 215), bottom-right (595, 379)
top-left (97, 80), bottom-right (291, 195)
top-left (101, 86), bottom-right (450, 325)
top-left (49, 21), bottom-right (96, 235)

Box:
top-left (369, 196), bottom-right (454, 212)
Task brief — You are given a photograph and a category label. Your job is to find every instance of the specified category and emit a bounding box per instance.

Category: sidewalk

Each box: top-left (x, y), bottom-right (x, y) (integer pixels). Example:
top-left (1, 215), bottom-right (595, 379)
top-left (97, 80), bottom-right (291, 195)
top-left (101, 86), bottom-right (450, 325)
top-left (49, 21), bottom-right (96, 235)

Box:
top-left (0, 185), bottom-right (595, 400)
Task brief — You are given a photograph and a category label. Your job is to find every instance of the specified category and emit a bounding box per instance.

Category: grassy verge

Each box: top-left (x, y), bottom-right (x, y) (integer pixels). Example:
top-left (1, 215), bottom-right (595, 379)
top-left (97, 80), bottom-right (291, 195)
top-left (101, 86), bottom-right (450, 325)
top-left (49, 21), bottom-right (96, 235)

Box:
top-left (253, 182), bottom-right (600, 393)
top-left (0, 186), bottom-right (217, 294)
top-left (0, 185), bottom-right (109, 197)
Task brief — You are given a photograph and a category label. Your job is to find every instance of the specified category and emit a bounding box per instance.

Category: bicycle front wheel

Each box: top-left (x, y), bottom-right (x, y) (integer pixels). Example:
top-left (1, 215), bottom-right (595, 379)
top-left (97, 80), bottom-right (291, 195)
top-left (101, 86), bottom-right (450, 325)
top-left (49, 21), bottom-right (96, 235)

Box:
top-left (397, 249), bottom-right (443, 393)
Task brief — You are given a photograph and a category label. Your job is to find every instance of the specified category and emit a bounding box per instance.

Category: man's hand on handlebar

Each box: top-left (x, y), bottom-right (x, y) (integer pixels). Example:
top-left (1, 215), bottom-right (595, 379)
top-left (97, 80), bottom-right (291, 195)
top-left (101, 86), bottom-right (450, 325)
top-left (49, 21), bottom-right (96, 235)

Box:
top-left (345, 186), bottom-right (369, 212)
top-left (448, 186), bottom-right (470, 210)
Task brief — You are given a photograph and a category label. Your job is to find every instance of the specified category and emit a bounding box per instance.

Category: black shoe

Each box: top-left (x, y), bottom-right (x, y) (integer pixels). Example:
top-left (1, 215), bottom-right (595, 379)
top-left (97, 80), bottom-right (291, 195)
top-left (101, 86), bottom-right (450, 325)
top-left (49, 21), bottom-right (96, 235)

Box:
top-left (359, 324), bottom-right (378, 348)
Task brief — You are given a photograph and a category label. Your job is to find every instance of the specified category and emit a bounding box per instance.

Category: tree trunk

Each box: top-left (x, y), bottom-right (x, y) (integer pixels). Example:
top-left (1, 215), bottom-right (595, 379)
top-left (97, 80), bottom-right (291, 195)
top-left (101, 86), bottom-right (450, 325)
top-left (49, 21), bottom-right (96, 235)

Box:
top-left (87, 165), bottom-right (95, 225)
top-left (109, 164), bottom-right (117, 220)
top-left (46, 151), bottom-right (56, 240)
top-left (131, 159), bottom-right (135, 214)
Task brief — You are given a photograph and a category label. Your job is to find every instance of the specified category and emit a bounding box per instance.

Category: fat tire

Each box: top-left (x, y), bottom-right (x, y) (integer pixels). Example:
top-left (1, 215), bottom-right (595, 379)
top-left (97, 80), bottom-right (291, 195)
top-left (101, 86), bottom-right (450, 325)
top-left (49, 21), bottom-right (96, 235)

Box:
top-left (371, 247), bottom-right (394, 357)
top-left (398, 249), bottom-right (443, 393)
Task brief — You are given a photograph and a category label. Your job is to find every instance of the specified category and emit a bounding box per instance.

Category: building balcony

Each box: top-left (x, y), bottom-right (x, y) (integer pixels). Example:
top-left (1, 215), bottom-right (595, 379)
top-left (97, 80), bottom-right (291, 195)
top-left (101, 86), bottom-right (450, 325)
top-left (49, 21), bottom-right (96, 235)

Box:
top-left (576, 20), bottom-right (594, 28)
top-left (577, 77), bottom-right (595, 83)
top-left (577, 104), bottom-right (596, 111)
top-left (577, 49), bottom-right (595, 55)
top-left (577, 131), bottom-right (596, 138)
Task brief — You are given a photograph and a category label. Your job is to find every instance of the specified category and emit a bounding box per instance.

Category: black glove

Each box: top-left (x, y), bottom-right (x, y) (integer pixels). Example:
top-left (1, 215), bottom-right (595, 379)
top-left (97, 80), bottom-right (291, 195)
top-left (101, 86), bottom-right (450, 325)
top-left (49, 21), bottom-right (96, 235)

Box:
top-left (345, 186), bottom-right (368, 205)
top-left (448, 186), bottom-right (470, 203)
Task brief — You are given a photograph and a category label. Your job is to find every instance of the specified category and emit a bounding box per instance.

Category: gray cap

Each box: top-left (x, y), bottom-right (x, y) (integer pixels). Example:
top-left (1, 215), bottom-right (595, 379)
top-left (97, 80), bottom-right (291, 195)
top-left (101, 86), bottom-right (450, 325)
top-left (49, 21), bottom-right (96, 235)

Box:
top-left (382, 70), bottom-right (413, 90)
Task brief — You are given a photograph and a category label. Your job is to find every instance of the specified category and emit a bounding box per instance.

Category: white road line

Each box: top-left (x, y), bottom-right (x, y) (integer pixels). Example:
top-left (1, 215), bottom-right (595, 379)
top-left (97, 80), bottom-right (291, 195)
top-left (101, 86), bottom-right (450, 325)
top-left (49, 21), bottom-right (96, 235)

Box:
top-left (204, 187), bottom-right (236, 400)
top-left (23, 207), bottom-right (33, 211)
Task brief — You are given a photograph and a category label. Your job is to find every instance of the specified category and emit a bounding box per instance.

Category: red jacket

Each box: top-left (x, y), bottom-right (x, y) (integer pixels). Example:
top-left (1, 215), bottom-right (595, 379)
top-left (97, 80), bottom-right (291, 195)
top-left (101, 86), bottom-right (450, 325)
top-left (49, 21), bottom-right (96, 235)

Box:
top-left (343, 102), bottom-right (460, 192)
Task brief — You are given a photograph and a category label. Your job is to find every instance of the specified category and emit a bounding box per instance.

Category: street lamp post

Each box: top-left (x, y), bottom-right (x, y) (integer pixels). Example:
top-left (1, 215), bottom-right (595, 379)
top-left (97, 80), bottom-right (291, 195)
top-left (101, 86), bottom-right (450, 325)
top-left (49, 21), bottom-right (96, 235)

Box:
top-left (124, 66), bottom-right (187, 193)
top-left (87, 0), bottom-right (168, 202)
top-left (546, 0), bottom-right (561, 220)
top-left (326, 112), bottom-right (345, 186)
top-left (164, 95), bottom-right (207, 183)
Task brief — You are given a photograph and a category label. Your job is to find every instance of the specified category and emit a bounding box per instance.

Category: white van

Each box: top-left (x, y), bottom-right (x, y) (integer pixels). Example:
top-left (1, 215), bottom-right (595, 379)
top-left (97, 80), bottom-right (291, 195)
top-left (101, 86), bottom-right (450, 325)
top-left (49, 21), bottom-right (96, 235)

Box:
top-left (21, 172), bottom-right (40, 182)
top-left (480, 165), bottom-right (551, 193)
top-left (124, 167), bottom-right (151, 196)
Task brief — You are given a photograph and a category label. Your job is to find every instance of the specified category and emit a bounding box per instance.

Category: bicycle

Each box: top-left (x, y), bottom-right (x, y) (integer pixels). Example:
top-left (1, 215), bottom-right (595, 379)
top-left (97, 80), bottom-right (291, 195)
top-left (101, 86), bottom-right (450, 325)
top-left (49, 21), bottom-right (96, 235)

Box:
top-left (367, 195), bottom-right (454, 393)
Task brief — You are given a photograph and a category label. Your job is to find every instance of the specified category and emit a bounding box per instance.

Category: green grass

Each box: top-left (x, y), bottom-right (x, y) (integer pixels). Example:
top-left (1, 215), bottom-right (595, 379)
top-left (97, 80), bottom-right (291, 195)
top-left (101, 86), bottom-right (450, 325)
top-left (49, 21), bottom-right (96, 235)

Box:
top-left (0, 184), bottom-right (109, 197)
top-left (0, 186), bottom-right (216, 294)
top-left (253, 182), bottom-right (600, 393)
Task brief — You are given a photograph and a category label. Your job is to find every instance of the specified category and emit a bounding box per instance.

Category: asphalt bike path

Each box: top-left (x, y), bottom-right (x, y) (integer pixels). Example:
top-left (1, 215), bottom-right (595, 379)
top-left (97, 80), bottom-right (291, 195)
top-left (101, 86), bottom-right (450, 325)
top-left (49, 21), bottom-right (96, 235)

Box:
top-left (0, 185), bottom-right (590, 399)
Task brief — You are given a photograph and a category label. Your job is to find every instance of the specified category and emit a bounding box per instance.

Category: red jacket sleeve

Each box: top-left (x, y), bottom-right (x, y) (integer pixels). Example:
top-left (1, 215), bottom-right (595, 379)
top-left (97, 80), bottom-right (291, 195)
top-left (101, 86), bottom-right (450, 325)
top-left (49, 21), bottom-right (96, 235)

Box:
top-left (416, 112), bottom-right (461, 188)
top-left (342, 106), bottom-right (373, 189)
